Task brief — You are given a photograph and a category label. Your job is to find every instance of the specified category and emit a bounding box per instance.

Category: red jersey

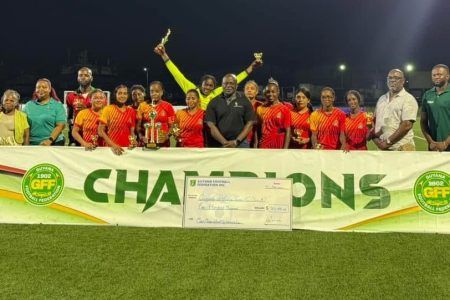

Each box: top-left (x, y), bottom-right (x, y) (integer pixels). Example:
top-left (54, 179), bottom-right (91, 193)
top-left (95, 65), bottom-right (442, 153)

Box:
top-left (74, 108), bottom-right (105, 146)
top-left (175, 109), bottom-right (205, 148)
top-left (137, 101), bottom-right (175, 146)
top-left (345, 112), bottom-right (369, 150)
top-left (290, 110), bottom-right (311, 149)
top-left (257, 102), bottom-right (291, 149)
top-left (310, 108), bottom-right (346, 150)
top-left (66, 90), bottom-right (92, 122)
top-left (99, 105), bottom-right (136, 147)
top-left (247, 99), bottom-right (263, 145)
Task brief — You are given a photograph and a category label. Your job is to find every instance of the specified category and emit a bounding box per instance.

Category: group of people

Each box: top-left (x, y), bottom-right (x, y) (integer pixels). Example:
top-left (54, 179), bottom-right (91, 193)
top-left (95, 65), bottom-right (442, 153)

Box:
top-left (0, 44), bottom-right (449, 153)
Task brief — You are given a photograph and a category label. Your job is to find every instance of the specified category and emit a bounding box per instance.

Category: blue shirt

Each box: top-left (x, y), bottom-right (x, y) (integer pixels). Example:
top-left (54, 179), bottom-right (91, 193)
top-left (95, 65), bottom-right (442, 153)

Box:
top-left (23, 98), bottom-right (66, 145)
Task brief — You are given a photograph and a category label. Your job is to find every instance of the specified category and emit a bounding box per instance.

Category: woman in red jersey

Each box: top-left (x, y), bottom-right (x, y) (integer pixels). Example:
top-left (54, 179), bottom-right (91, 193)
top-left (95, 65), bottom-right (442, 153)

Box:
top-left (173, 89), bottom-right (204, 147)
top-left (344, 90), bottom-right (370, 150)
top-left (72, 89), bottom-right (106, 150)
top-left (244, 80), bottom-right (263, 147)
top-left (136, 81), bottom-right (175, 147)
top-left (98, 84), bottom-right (137, 155)
top-left (310, 87), bottom-right (347, 150)
top-left (256, 79), bottom-right (291, 149)
top-left (290, 87), bottom-right (313, 149)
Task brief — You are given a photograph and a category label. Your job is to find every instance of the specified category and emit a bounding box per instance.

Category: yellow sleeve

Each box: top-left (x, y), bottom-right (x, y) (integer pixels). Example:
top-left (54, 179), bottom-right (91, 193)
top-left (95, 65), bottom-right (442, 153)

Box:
top-left (99, 105), bottom-right (111, 124)
top-left (74, 109), bottom-right (86, 127)
top-left (165, 60), bottom-right (197, 93)
top-left (309, 111), bottom-right (318, 132)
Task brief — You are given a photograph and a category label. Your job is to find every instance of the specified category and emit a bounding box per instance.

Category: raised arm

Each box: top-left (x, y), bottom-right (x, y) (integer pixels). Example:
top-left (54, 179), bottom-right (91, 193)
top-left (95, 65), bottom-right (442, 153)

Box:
top-left (154, 44), bottom-right (197, 93)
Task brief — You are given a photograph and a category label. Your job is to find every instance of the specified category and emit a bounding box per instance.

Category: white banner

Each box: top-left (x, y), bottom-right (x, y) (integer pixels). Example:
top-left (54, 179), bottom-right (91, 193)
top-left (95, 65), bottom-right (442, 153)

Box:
top-left (0, 147), bottom-right (449, 233)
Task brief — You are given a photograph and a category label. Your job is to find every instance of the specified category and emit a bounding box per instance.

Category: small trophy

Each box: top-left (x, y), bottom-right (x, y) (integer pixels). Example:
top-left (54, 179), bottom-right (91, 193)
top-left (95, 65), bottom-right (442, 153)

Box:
top-left (161, 28), bottom-right (171, 45)
top-left (91, 135), bottom-right (98, 148)
top-left (128, 135), bottom-right (136, 149)
top-left (292, 129), bottom-right (303, 143)
top-left (143, 110), bottom-right (159, 150)
top-left (316, 143), bottom-right (322, 150)
top-left (254, 52), bottom-right (263, 63)
top-left (366, 112), bottom-right (374, 128)
top-left (169, 124), bottom-right (181, 143)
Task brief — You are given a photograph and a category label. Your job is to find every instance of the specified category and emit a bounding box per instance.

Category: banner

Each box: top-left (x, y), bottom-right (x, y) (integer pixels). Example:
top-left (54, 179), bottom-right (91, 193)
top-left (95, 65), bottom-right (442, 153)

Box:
top-left (0, 147), bottom-right (449, 233)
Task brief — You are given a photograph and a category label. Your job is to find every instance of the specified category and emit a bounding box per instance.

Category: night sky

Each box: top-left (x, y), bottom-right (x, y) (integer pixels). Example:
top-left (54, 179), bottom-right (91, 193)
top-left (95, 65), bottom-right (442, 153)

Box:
top-left (2, 0), bottom-right (450, 94)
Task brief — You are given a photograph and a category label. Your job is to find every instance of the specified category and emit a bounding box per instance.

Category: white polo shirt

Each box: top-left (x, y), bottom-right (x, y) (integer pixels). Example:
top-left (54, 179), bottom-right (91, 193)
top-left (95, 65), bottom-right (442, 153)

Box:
top-left (374, 88), bottom-right (418, 150)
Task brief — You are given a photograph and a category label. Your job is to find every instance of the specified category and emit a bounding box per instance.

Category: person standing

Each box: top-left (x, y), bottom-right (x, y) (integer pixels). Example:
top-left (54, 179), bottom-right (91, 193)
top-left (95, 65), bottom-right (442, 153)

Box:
top-left (344, 90), bottom-right (369, 150)
top-left (98, 84), bottom-right (136, 155)
top-left (256, 79), bottom-right (291, 149)
top-left (72, 89), bottom-right (107, 150)
top-left (154, 44), bottom-right (261, 110)
top-left (136, 81), bottom-right (175, 148)
top-left (290, 87), bottom-right (313, 149)
top-left (23, 79), bottom-right (66, 146)
top-left (372, 69), bottom-right (418, 151)
top-left (420, 64), bottom-right (450, 152)
top-left (0, 90), bottom-right (29, 145)
top-left (173, 89), bottom-right (205, 147)
top-left (205, 74), bottom-right (255, 148)
top-left (66, 67), bottom-right (96, 145)
top-left (310, 87), bottom-right (346, 150)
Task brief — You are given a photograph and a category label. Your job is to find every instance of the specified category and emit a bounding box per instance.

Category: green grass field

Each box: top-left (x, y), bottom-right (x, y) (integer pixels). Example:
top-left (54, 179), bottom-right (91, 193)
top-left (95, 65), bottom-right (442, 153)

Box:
top-left (1, 224), bottom-right (449, 299)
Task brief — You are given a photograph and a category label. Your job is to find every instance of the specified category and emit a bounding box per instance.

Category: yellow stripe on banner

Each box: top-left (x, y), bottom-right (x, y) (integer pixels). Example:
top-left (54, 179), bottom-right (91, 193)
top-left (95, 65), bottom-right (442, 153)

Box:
top-left (338, 206), bottom-right (422, 231)
top-left (0, 189), bottom-right (109, 225)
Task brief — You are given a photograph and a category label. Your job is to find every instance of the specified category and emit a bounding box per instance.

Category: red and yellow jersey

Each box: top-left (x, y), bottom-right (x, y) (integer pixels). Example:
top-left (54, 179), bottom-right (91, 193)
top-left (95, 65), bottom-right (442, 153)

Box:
top-left (247, 99), bottom-right (263, 145)
top-left (74, 108), bottom-right (105, 146)
top-left (66, 92), bottom-right (92, 120)
top-left (99, 104), bottom-right (136, 147)
top-left (310, 108), bottom-right (346, 150)
top-left (137, 101), bottom-right (175, 145)
top-left (256, 102), bottom-right (291, 149)
top-left (290, 110), bottom-right (311, 149)
top-left (175, 109), bottom-right (205, 148)
top-left (345, 112), bottom-right (369, 150)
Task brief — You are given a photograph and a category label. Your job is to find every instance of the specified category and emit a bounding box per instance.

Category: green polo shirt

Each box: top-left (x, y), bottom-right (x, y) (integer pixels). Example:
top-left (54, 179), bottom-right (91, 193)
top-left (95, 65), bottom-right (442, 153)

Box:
top-left (421, 86), bottom-right (450, 142)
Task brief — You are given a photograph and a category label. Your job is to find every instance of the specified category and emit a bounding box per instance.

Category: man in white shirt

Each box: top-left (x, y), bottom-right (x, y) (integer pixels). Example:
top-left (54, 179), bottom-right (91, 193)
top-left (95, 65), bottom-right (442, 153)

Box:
top-left (372, 69), bottom-right (418, 151)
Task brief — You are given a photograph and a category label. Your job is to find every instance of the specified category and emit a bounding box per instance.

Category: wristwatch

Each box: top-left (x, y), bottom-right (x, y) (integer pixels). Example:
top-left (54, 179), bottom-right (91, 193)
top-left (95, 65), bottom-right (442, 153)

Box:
top-left (48, 137), bottom-right (55, 143)
top-left (235, 138), bottom-right (242, 144)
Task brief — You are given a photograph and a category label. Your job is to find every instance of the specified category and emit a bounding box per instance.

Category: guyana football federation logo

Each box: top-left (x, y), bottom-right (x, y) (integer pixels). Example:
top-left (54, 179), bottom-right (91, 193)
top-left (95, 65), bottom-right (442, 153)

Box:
top-left (414, 170), bottom-right (450, 214)
top-left (21, 163), bottom-right (65, 206)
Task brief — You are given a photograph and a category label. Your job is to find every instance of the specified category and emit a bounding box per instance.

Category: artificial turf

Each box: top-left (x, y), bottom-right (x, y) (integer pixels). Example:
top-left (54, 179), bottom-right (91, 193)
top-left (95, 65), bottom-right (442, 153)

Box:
top-left (1, 224), bottom-right (449, 299)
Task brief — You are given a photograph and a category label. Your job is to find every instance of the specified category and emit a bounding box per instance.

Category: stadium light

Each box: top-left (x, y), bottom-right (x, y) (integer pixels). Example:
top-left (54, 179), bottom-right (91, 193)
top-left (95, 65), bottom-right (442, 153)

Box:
top-left (143, 67), bottom-right (149, 87)
top-left (405, 63), bottom-right (414, 72)
top-left (339, 64), bottom-right (346, 88)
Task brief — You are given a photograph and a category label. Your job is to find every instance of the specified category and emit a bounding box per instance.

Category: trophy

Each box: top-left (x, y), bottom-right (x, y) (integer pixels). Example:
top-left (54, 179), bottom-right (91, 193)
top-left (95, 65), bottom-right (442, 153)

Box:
top-left (366, 112), bottom-right (374, 128)
top-left (292, 129), bottom-right (303, 143)
top-left (254, 52), bottom-right (263, 63)
top-left (169, 124), bottom-right (181, 144)
top-left (91, 135), bottom-right (98, 148)
top-left (316, 143), bottom-right (322, 150)
top-left (161, 29), bottom-right (171, 45)
top-left (143, 110), bottom-right (159, 150)
top-left (128, 135), bottom-right (136, 149)
top-left (155, 122), bottom-right (165, 144)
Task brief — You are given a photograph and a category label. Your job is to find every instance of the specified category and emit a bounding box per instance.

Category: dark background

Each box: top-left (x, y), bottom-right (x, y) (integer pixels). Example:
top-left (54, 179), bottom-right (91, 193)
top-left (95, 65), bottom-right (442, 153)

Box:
top-left (1, 0), bottom-right (450, 102)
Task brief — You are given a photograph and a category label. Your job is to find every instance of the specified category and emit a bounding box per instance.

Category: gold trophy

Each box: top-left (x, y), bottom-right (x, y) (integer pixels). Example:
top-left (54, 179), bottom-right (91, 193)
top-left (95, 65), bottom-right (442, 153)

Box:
top-left (91, 135), bottom-right (98, 148)
top-left (128, 135), bottom-right (136, 149)
top-left (254, 52), bottom-right (263, 63)
top-left (169, 124), bottom-right (181, 145)
top-left (161, 29), bottom-right (171, 45)
top-left (143, 110), bottom-right (159, 150)
top-left (292, 129), bottom-right (303, 143)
